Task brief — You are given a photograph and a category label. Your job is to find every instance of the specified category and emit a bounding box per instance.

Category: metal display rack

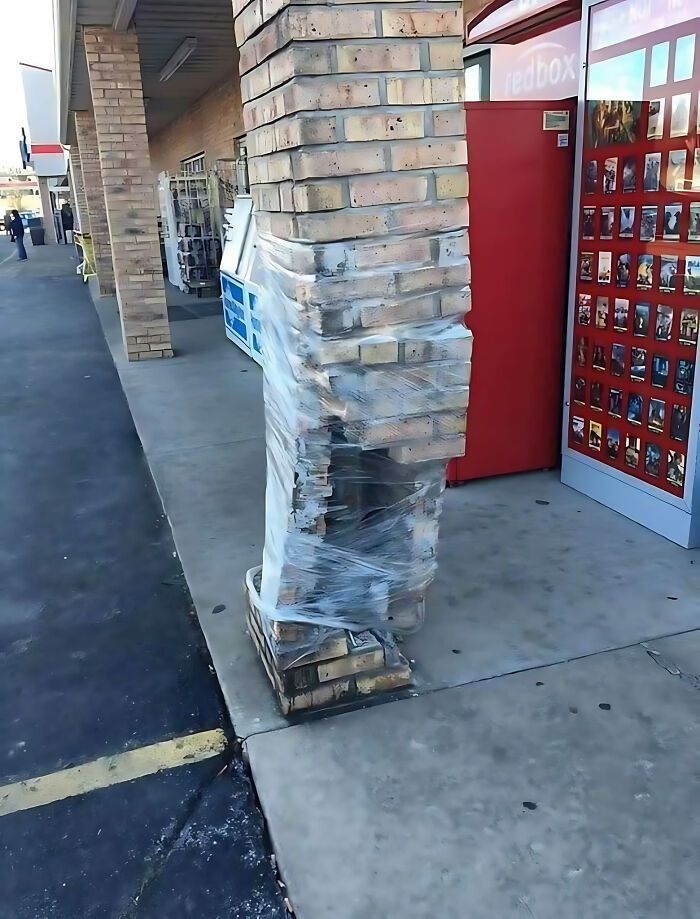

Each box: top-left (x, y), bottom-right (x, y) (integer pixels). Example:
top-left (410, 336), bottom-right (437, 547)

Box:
top-left (170, 175), bottom-right (222, 293)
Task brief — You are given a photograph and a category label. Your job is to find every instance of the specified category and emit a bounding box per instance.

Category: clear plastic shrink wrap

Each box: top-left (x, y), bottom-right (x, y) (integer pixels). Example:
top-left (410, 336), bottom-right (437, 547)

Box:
top-left (249, 217), bottom-right (472, 669)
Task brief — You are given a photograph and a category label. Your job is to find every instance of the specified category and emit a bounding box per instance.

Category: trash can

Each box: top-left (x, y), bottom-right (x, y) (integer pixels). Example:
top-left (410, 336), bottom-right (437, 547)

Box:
top-left (27, 217), bottom-right (45, 246)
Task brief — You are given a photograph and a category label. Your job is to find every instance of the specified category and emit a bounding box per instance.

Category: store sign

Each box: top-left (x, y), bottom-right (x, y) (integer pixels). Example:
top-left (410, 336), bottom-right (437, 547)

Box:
top-left (590, 0), bottom-right (700, 51)
top-left (490, 21), bottom-right (580, 101)
top-left (471, 0), bottom-right (565, 40)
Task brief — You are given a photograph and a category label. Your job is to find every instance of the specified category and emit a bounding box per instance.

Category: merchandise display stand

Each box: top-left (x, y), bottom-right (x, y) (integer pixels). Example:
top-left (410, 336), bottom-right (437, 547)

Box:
top-left (219, 197), bottom-right (263, 364)
top-left (170, 174), bottom-right (221, 292)
top-left (562, 0), bottom-right (700, 547)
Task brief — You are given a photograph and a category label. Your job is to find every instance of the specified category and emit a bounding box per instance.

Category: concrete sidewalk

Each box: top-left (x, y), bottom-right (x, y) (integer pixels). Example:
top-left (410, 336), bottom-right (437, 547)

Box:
top-left (92, 275), bottom-right (700, 918)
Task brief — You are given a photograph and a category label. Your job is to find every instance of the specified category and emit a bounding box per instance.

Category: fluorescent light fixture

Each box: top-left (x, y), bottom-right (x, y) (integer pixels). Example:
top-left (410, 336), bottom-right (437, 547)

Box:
top-left (159, 38), bottom-right (197, 82)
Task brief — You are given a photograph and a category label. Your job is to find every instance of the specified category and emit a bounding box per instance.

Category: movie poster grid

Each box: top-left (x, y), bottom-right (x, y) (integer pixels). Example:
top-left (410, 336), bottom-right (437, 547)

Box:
top-left (572, 84), bottom-right (700, 491)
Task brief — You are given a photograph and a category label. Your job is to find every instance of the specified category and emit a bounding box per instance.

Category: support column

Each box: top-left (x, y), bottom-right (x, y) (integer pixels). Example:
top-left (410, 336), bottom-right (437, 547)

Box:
top-left (74, 110), bottom-right (116, 295)
top-left (83, 27), bottom-right (172, 361)
top-left (233, 0), bottom-right (472, 684)
top-left (68, 142), bottom-right (90, 234)
top-left (37, 177), bottom-right (58, 244)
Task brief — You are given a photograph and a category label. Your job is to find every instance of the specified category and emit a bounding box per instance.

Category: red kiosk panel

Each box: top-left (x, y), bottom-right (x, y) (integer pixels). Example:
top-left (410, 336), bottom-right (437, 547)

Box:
top-left (448, 100), bottom-right (576, 483)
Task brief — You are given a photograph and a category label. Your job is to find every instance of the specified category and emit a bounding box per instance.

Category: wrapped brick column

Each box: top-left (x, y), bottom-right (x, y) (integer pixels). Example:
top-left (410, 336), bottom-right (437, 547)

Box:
top-left (68, 143), bottom-right (90, 234)
top-left (74, 110), bottom-right (115, 295)
top-left (83, 28), bottom-right (172, 361)
top-left (235, 0), bottom-right (472, 702)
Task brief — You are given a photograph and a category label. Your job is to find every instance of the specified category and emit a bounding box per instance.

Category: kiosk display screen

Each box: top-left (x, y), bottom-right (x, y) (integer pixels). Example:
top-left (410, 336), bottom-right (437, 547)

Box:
top-left (568, 0), bottom-right (700, 493)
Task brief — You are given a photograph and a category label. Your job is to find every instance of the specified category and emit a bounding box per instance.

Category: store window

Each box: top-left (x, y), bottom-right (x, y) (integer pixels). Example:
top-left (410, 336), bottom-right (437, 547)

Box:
top-left (181, 152), bottom-right (206, 175)
top-left (464, 51), bottom-right (490, 101)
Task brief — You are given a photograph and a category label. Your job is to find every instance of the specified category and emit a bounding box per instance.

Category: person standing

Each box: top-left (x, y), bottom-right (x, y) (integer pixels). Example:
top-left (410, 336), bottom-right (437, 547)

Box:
top-left (60, 202), bottom-right (74, 244)
top-left (9, 209), bottom-right (27, 261)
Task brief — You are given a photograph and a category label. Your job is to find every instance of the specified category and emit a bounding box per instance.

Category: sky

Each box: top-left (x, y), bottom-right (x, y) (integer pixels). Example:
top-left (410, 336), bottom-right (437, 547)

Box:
top-left (0, 0), bottom-right (56, 170)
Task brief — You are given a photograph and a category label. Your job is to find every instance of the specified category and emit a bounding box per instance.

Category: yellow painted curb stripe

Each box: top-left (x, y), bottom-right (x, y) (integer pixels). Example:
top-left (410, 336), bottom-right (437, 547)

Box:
top-left (0, 728), bottom-right (227, 817)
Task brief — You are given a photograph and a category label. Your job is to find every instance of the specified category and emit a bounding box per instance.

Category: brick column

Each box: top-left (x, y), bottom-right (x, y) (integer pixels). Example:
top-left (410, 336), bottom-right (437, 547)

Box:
top-left (83, 28), bottom-right (172, 361)
top-left (68, 142), bottom-right (90, 234)
top-left (233, 0), bottom-right (472, 673)
top-left (37, 177), bottom-right (58, 244)
top-left (74, 110), bottom-right (115, 295)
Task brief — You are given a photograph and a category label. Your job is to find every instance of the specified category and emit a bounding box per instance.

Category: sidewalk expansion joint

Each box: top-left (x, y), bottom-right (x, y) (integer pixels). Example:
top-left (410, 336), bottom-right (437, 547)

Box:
top-left (239, 624), bottom-right (700, 741)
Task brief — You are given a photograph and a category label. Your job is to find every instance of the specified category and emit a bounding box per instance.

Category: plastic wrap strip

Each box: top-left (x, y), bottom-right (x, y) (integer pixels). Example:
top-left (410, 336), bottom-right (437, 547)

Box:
top-left (255, 221), bottom-right (472, 664)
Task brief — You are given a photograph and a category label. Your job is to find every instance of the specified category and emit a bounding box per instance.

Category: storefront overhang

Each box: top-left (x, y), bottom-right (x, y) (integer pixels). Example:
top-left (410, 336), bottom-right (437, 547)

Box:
top-left (467, 0), bottom-right (581, 45)
top-left (53, 0), bottom-right (237, 145)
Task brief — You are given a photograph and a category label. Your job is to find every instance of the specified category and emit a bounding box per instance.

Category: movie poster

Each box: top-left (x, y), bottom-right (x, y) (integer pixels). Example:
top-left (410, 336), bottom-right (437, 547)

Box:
top-left (578, 293), bottom-right (592, 325)
top-left (684, 256), bottom-right (700, 294)
top-left (619, 206), bottom-right (635, 237)
top-left (596, 296), bottom-right (609, 328)
top-left (614, 298), bottom-right (629, 331)
top-left (679, 309), bottom-right (699, 345)
top-left (600, 207), bottom-right (614, 239)
top-left (640, 206), bottom-right (657, 241)
top-left (655, 304), bottom-right (673, 341)
top-left (671, 93), bottom-right (691, 137)
top-left (647, 98), bottom-right (665, 139)
top-left (659, 255), bottom-right (678, 292)
top-left (663, 204), bottom-right (682, 240)
top-left (587, 100), bottom-right (642, 146)
top-left (645, 442), bottom-right (661, 477)
top-left (666, 150), bottom-right (687, 191)
top-left (670, 403), bottom-right (690, 441)
top-left (625, 435), bottom-right (640, 467)
top-left (667, 450), bottom-right (685, 487)
top-left (648, 398), bottom-right (665, 433)
top-left (643, 153), bottom-right (661, 191)
top-left (689, 203), bottom-right (700, 241)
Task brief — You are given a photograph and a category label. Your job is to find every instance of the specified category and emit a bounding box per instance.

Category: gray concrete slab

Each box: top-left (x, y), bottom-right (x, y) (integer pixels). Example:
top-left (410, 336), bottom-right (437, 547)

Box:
top-left (91, 287), bottom-right (700, 741)
top-left (92, 290), bottom-right (279, 735)
top-left (148, 440), bottom-right (286, 734)
top-left (247, 645), bottom-right (700, 919)
top-left (94, 296), bottom-right (264, 457)
top-left (411, 469), bottom-right (700, 690)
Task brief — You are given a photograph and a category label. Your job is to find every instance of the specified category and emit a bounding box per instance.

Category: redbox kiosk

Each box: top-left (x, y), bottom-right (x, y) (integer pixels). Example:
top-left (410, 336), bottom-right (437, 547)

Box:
top-left (454, 0), bottom-right (700, 547)
top-left (562, 0), bottom-right (700, 547)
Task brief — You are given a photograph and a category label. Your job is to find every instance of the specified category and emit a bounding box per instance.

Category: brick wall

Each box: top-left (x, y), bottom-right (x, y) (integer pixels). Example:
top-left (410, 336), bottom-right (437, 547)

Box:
top-left (74, 109), bottom-right (116, 295)
top-left (148, 71), bottom-right (245, 175)
top-left (84, 27), bottom-right (172, 360)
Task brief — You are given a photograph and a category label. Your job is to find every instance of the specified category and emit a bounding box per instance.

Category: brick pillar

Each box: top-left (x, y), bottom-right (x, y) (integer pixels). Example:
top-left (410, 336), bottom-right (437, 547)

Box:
top-left (83, 27), bottom-right (172, 361)
top-left (233, 0), bottom-right (471, 667)
top-left (37, 177), bottom-right (58, 244)
top-left (74, 110), bottom-right (116, 295)
top-left (68, 143), bottom-right (90, 234)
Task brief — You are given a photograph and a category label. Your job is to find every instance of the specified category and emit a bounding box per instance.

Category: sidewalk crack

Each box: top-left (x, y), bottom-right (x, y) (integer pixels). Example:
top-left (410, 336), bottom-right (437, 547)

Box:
top-left (642, 643), bottom-right (700, 691)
